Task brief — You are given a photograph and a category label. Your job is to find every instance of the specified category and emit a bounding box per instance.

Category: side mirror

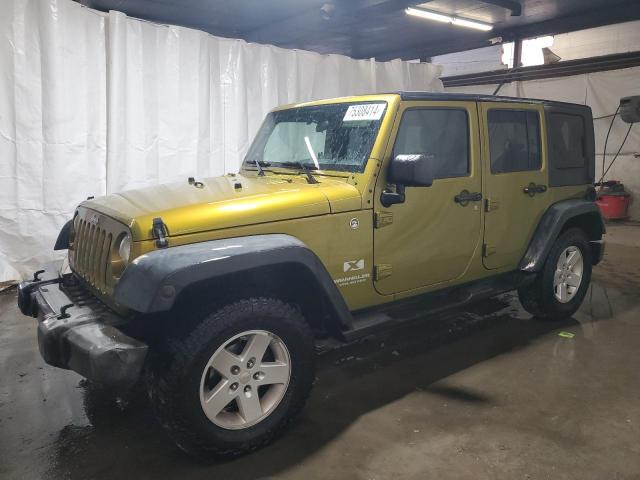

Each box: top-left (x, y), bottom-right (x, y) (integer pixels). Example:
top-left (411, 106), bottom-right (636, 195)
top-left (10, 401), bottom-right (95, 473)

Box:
top-left (381, 154), bottom-right (434, 208)
top-left (388, 154), bottom-right (434, 187)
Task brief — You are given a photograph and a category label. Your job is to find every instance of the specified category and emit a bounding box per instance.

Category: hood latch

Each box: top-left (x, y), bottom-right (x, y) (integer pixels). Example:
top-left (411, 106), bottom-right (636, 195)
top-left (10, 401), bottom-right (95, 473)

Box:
top-left (152, 217), bottom-right (169, 248)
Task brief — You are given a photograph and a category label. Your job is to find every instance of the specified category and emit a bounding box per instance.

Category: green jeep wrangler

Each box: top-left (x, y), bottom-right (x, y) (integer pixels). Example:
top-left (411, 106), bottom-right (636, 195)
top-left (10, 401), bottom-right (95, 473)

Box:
top-left (18, 92), bottom-right (604, 459)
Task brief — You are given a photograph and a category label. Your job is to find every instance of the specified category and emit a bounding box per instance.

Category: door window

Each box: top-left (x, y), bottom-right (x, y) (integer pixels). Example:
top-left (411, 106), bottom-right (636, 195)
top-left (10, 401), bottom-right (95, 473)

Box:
top-left (393, 109), bottom-right (469, 179)
top-left (488, 109), bottom-right (541, 173)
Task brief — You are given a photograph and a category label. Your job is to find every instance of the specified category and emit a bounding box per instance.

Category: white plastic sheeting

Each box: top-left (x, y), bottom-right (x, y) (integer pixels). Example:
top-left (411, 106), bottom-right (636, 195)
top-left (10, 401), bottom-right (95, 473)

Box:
top-left (0, 0), bottom-right (443, 282)
top-left (106, 11), bottom-right (442, 191)
top-left (0, 0), bottom-right (107, 283)
top-left (446, 66), bottom-right (640, 220)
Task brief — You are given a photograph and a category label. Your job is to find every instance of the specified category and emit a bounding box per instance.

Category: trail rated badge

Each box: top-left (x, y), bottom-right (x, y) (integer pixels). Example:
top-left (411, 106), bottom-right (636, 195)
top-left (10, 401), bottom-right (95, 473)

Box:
top-left (343, 259), bottom-right (364, 272)
top-left (335, 258), bottom-right (370, 287)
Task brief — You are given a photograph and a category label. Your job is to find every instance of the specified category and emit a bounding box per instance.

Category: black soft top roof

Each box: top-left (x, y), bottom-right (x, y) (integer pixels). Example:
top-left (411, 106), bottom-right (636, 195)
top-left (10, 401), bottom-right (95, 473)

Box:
top-left (395, 91), bottom-right (591, 111)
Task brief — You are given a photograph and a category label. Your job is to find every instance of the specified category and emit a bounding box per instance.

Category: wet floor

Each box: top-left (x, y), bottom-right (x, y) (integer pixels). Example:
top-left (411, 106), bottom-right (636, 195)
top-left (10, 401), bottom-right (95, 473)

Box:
top-left (2, 240), bottom-right (640, 480)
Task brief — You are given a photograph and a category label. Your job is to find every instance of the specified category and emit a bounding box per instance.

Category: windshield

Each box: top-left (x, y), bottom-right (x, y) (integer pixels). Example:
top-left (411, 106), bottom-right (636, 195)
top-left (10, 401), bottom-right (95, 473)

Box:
top-left (243, 101), bottom-right (387, 173)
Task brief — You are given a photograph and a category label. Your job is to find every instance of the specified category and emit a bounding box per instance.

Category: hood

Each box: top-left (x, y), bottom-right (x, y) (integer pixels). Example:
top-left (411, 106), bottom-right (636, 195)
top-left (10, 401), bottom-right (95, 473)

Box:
top-left (84, 173), bottom-right (362, 240)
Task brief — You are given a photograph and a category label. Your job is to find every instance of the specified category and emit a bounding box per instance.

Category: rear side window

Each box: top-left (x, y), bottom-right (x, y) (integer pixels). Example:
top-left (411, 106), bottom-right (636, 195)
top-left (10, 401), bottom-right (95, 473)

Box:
top-left (393, 108), bottom-right (469, 179)
top-left (548, 113), bottom-right (586, 168)
top-left (488, 109), bottom-right (541, 173)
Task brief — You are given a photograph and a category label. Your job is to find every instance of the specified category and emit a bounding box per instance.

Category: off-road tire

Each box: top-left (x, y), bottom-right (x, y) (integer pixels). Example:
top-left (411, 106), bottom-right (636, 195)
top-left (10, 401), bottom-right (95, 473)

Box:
top-left (146, 297), bottom-right (315, 461)
top-left (518, 228), bottom-right (592, 320)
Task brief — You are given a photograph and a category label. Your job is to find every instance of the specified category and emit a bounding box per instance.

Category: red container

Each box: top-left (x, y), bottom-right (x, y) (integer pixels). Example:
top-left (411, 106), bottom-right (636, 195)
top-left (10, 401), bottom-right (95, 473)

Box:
top-left (596, 192), bottom-right (631, 220)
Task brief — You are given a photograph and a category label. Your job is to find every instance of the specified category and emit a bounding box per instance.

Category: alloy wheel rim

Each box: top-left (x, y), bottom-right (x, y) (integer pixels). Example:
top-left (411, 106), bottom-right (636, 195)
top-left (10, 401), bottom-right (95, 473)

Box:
top-left (553, 246), bottom-right (584, 303)
top-left (199, 329), bottom-right (291, 430)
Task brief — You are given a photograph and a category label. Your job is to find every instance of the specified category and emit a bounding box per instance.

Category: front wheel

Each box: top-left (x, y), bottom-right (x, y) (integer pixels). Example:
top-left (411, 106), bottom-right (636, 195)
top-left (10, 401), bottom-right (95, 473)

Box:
top-left (518, 228), bottom-right (592, 320)
top-left (147, 297), bottom-right (315, 460)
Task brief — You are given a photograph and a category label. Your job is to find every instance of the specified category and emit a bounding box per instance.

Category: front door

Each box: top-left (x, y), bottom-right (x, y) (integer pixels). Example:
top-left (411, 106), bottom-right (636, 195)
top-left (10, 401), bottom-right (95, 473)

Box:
top-left (480, 102), bottom-right (550, 270)
top-left (373, 101), bottom-right (482, 296)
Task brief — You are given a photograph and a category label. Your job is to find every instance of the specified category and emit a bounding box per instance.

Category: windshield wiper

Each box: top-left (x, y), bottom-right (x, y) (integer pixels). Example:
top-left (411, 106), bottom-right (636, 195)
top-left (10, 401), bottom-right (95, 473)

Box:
top-left (253, 158), bottom-right (271, 177)
top-left (278, 161), bottom-right (319, 184)
top-left (254, 158), bottom-right (266, 176)
top-left (244, 159), bottom-right (270, 175)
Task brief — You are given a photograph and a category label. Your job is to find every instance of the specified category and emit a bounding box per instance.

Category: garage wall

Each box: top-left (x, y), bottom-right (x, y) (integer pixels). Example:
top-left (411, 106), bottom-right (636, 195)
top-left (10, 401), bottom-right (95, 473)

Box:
top-left (432, 45), bottom-right (506, 77)
top-left (551, 20), bottom-right (640, 62)
top-left (445, 66), bottom-right (640, 221)
top-left (0, 0), bottom-right (443, 282)
top-left (434, 20), bottom-right (640, 77)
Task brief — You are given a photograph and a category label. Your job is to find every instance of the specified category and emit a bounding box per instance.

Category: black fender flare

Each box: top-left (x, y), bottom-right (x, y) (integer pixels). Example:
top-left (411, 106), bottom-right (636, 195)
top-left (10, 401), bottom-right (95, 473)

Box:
top-left (519, 199), bottom-right (605, 272)
top-left (113, 234), bottom-right (353, 329)
top-left (54, 219), bottom-right (73, 250)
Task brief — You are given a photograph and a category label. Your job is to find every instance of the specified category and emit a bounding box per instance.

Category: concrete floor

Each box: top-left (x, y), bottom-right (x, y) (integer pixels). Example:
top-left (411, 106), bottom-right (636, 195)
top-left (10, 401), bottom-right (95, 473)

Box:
top-left (2, 226), bottom-right (640, 480)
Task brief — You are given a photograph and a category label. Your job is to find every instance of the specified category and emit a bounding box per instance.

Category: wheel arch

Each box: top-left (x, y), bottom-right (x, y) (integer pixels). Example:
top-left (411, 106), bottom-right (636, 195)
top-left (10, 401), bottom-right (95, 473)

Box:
top-left (559, 210), bottom-right (605, 240)
top-left (519, 199), bottom-right (605, 272)
top-left (170, 262), bottom-right (348, 338)
top-left (114, 234), bottom-right (352, 338)
top-left (54, 219), bottom-right (73, 250)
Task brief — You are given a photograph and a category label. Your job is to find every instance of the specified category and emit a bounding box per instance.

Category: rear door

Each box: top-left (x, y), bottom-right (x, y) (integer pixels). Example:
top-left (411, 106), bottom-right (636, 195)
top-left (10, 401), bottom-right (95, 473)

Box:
top-left (480, 102), bottom-right (550, 270)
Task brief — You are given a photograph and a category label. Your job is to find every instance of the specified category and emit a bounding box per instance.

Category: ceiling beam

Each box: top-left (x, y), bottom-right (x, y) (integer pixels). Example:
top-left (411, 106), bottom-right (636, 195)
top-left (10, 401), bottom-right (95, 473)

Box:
top-left (441, 50), bottom-right (640, 87)
top-left (364, 2), bottom-right (640, 60)
top-left (477, 0), bottom-right (521, 16)
top-left (242, 0), bottom-right (427, 47)
top-left (497, 2), bottom-right (640, 42)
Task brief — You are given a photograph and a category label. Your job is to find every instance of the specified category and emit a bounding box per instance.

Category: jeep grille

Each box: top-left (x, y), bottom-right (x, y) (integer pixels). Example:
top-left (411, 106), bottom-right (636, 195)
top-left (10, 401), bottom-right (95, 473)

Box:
top-left (69, 207), bottom-right (129, 294)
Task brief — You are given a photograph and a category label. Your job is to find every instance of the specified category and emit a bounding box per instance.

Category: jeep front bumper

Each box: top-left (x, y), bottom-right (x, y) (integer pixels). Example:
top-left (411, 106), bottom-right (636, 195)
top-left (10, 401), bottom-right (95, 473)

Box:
top-left (17, 268), bottom-right (148, 387)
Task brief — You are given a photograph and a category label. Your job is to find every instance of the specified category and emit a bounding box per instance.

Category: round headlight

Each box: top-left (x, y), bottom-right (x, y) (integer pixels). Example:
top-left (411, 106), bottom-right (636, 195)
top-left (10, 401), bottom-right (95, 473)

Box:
top-left (118, 234), bottom-right (131, 265)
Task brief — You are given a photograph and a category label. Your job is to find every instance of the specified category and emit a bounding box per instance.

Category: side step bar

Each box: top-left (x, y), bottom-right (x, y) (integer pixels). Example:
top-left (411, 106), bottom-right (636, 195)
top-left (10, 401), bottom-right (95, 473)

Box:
top-left (342, 271), bottom-right (535, 342)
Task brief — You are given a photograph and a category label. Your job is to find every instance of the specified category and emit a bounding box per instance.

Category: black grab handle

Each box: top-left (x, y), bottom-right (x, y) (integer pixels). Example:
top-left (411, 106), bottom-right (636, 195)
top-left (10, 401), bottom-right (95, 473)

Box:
top-left (454, 190), bottom-right (482, 205)
top-left (523, 183), bottom-right (547, 196)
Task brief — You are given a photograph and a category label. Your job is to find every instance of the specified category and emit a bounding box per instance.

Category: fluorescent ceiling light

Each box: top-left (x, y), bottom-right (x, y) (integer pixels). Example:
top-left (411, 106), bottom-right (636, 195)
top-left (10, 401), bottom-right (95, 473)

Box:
top-left (405, 7), bottom-right (452, 24)
top-left (406, 7), bottom-right (493, 31)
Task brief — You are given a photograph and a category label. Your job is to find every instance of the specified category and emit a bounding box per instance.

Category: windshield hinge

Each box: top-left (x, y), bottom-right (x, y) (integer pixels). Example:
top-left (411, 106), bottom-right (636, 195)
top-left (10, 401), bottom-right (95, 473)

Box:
top-left (374, 211), bottom-right (393, 229)
top-left (152, 217), bottom-right (169, 248)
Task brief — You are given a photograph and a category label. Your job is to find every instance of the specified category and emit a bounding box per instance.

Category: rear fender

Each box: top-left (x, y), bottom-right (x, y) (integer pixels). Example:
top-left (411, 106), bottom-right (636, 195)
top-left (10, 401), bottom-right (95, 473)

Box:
top-left (519, 199), bottom-right (605, 272)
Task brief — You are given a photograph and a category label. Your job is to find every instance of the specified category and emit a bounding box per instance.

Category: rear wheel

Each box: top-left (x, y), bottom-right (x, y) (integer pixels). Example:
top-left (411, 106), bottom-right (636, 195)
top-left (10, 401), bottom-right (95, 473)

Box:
top-left (518, 228), bottom-right (592, 320)
top-left (147, 297), bottom-right (315, 460)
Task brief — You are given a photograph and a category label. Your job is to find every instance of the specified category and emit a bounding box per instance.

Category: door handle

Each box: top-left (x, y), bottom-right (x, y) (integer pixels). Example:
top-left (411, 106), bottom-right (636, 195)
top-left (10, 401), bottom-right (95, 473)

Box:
top-left (454, 190), bottom-right (482, 206)
top-left (523, 183), bottom-right (547, 197)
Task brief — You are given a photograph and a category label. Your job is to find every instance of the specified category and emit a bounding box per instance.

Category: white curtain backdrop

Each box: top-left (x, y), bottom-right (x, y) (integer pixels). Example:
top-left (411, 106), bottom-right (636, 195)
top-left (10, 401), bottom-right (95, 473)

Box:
top-left (0, 0), bottom-right (107, 283)
top-left (446, 66), bottom-right (640, 221)
top-left (0, 0), bottom-right (443, 282)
